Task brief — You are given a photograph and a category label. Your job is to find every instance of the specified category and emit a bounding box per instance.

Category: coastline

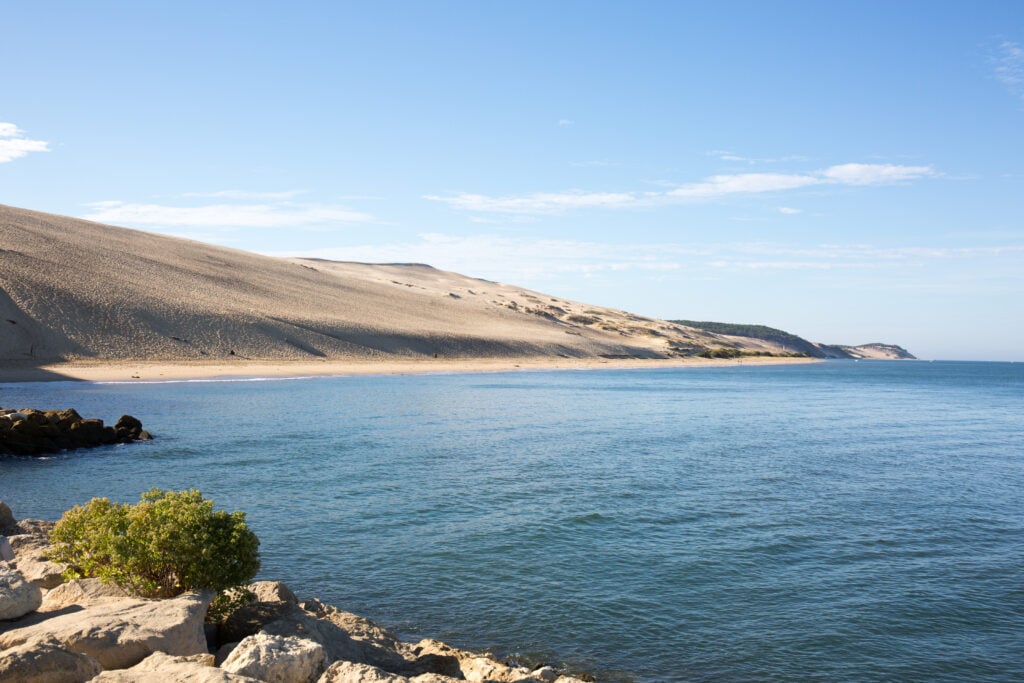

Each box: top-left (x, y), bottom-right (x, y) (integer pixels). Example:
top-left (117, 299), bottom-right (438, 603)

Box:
top-left (0, 355), bottom-right (818, 383)
top-left (0, 502), bottom-right (594, 682)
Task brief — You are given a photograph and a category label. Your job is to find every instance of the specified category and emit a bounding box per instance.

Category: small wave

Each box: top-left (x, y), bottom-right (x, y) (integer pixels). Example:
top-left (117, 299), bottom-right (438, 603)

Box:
top-left (96, 375), bottom-right (324, 385)
top-left (568, 512), bottom-right (609, 524)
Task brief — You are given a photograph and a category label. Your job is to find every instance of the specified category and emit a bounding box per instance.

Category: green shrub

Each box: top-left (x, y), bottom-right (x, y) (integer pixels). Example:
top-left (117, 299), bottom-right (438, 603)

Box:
top-left (49, 488), bottom-right (260, 601)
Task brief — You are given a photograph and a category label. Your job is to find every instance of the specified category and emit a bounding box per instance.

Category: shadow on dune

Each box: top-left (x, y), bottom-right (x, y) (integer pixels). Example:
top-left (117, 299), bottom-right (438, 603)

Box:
top-left (0, 285), bottom-right (86, 383)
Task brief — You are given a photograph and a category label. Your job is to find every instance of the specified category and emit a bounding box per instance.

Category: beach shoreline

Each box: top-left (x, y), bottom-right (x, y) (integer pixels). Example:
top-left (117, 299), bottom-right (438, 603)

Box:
top-left (0, 355), bottom-right (818, 383)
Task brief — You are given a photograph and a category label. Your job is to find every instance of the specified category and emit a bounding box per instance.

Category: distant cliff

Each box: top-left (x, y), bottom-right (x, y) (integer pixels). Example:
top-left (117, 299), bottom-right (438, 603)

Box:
top-left (814, 343), bottom-right (917, 360)
top-left (670, 321), bottom-right (916, 360)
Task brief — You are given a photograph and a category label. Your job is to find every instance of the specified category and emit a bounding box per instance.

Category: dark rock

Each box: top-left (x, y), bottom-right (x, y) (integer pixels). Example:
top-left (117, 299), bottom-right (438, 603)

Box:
top-left (115, 415), bottom-right (144, 440)
top-left (0, 409), bottom-right (152, 457)
top-left (0, 501), bottom-right (15, 534)
top-left (218, 601), bottom-right (292, 644)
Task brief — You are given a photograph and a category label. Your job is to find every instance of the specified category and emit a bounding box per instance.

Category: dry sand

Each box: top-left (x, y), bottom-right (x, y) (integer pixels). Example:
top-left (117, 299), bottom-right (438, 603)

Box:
top-left (0, 204), bottom-right (813, 382)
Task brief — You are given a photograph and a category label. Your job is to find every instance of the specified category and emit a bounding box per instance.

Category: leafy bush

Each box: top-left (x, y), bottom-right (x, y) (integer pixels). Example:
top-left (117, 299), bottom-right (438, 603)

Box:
top-left (49, 488), bottom-right (260, 601)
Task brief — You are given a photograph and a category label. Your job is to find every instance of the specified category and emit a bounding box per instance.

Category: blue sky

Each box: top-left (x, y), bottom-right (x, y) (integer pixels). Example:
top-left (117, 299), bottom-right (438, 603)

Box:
top-left (2, 1), bottom-right (1023, 360)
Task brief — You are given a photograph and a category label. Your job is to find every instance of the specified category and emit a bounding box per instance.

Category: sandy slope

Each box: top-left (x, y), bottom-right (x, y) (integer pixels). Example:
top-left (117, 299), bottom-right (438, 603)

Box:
top-left (0, 204), bottom-right (798, 373)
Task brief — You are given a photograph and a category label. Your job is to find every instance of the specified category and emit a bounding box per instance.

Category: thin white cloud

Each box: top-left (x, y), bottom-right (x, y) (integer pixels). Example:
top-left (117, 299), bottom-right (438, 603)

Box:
top-left (993, 40), bottom-right (1024, 100)
top-left (284, 234), bottom-right (701, 282)
top-left (426, 163), bottom-right (936, 215)
top-left (778, 207), bottom-right (802, 214)
top-left (180, 189), bottom-right (307, 200)
top-left (819, 163), bottom-right (933, 185)
top-left (280, 234), bottom-right (1021, 283)
top-left (0, 123), bottom-right (50, 163)
top-left (82, 200), bottom-right (374, 229)
top-left (422, 190), bottom-right (646, 215)
top-left (557, 118), bottom-right (575, 127)
top-left (669, 171), bottom-right (823, 198)
top-left (706, 150), bottom-right (811, 165)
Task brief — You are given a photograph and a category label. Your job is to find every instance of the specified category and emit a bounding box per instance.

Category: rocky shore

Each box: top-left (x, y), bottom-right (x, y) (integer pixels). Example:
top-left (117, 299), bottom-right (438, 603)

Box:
top-left (0, 501), bottom-right (591, 683)
top-left (0, 408), bottom-right (152, 456)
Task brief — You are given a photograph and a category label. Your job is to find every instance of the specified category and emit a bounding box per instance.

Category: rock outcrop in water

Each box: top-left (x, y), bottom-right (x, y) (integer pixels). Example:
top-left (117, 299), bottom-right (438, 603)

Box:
top-left (0, 501), bottom-right (592, 683)
top-left (0, 407), bottom-right (152, 456)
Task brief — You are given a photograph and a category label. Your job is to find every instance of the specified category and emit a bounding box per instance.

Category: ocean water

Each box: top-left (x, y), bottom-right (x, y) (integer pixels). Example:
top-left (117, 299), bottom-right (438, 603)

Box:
top-left (1, 361), bottom-right (1022, 682)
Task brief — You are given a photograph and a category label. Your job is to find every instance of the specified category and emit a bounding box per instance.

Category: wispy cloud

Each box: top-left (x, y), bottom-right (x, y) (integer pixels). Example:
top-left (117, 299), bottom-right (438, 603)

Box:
top-left (285, 234), bottom-right (700, 281)
top-left (778, 207), bottom-right (802, 214)
top-left (819, 163), bottom-right (933, 185)
top-left (426, 163), bottom-right (936, 215)
top-left (180, 189), bottom-right (307, 201)
top-left (422, 190), bottom-right (648, 214)
top-left (82, 198), bottom-right (373, 230)
top-left (707, 150), bottom-right (811, 165)
top-left (282, 233), bottom-right (1021, 283)
top-left (557, 118), bottom-right (575, 127)
top-left (0, 123), bottom-right (50, 163)
top-left (993, 40), bottom-right (1024, 100)
top-left (668, 171), bottom-right (822, 198)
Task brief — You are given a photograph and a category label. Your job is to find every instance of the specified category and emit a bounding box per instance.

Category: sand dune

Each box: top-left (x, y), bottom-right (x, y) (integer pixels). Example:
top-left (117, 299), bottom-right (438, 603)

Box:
top-left (0, 204), bottom-right (803, 376)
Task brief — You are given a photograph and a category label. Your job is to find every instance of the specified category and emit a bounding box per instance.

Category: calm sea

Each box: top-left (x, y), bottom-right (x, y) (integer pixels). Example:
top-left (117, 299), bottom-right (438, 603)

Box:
top-left (2, 361), bottom-right (1022, 682)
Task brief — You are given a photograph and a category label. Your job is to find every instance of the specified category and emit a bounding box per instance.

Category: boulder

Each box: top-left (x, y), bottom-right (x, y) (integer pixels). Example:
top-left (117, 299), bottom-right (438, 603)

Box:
top-left (7, 533), bottom-right (48, 554)
top-left (0, 590), bottom-right (214, 670)
top-left (53, 408), bottom-right (83, 429)
top-left (221, 632), bottom-right (327, 683)
top-left (217, 599), bottom-right (293, 644)
top-left (318, 660), bottom-right (410, 683)
top-left (92, 651), bottom-right (263, 682)
top-left (7, 534), bottom-right (65, 590)
top-left (409, 676), bottom-right (463, 683)
top-left (15, 556), bottom-right (66, 590)
top-left (0, 562), bottom-right (43, 620)
top-left (261, 604), bottom-right (409, 673)
top-left (0, 536), bottom-right (14, 562)
top-left (217, 581), bottom-right (299, 642)
top-left (402, 640), bottom-right (463, 679)
top-left (302, 599), bottom-right (402, 653)
top-left (0, 637), bottom-right (102, 682)
top-left (0, 501), bottom-right (15, 534)
top-left (10, 519), bottom-right (56, 537)
top-left (531, 667), bottom-right (558, 683)
top-left (214, 641), bottom-right (241, 666)
top-left (408, 639), bottom-right (548, 683)
top-left (41, 578), bottom-right (131, 611)
top-left (114, 415), bottom-right (144, 441)
top-left (250, 580), bottom-right (298, 605)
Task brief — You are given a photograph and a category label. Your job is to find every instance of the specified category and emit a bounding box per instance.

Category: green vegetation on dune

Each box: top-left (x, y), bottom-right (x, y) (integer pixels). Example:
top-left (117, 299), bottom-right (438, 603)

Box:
top-left (670, 320), bottom-right (820, 357)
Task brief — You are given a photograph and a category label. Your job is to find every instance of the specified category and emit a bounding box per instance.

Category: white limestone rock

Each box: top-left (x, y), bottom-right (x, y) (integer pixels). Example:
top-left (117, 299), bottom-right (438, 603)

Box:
top-left (221, 632), bottom-right (328, 683)
top-left (0, 536), bottom-right (14, 562)
top-left (7, 533), bottom-right (66, 589)
top-left (249, 580), bottom-right (298, 604)
top-left (93, 651), bottom-right (263, 682)
top-left (409, 675), bottom-right (464, 683)
top-left (302, 598), bottom-right (403, 653)
top-left (0, 590), bottom-right (214, 669)
top-left (408, 639), bottom-right (547, 683)
top-left (0, 561), bottom-right (42, 620)
top-left (531, 667), bottom-right (558, 683)
top-left (41, 577), bottom-right (131, 611)
top-left (0, 637), bottom-right (102, 683)
top-left (317, 660), bottom-right (410, 683)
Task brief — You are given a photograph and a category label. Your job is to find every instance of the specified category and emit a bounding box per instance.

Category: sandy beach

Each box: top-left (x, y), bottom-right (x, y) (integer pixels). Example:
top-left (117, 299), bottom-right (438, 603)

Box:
top-left (0, 355), bottom-right (816, 383)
